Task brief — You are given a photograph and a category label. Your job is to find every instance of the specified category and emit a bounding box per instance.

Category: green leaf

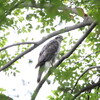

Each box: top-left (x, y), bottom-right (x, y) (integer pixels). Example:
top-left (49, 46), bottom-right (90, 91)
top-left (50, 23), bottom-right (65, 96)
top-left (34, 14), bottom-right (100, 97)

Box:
top-left (76, 8), bottom-right (84, 17)
top-left (46, 28), bottom-right (50, 33)
top-left (0, 88), bottom-right (6, 92)
top-left (0, 94), bottom-right (13, 100)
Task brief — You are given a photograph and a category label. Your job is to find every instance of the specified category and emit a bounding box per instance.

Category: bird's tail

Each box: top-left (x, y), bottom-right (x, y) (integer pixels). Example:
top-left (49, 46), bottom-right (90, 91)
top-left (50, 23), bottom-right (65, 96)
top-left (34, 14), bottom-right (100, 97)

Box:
top-left (37, 67), bottom-right (43, 82)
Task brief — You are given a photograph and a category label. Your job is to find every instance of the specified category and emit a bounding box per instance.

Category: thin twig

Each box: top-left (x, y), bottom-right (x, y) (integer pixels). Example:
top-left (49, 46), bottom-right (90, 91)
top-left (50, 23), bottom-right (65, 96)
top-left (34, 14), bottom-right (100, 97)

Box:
top-left (0, 42), bottom-right (36, 52)
top-left (74, 50), bottom-right (100, 65)
top-left (71, 66), bottom-right (100, 93)
top-left (72, 79), bottom-right (100, 100)
top-left (87, 90), bottom-right (91, 100)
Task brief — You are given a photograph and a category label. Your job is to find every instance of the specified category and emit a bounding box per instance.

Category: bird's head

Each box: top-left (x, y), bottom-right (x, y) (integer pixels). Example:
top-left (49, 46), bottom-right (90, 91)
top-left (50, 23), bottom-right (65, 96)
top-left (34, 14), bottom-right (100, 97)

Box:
top-left (55, 35), bottom-right (63, 42)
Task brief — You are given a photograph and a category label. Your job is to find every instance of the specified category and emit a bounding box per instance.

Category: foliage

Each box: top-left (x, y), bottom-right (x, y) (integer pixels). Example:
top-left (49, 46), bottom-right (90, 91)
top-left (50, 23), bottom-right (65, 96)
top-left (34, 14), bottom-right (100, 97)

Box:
top-left (0, 0), bottom-right (100, 100)
top-left (0, 93), bottom-right (13, 100)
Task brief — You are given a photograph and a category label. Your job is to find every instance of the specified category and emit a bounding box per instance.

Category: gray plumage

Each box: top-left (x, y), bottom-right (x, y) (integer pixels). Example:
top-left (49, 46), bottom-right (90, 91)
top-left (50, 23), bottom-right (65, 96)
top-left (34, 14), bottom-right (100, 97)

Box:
top-left (35, 35), bottom-right (63, 82)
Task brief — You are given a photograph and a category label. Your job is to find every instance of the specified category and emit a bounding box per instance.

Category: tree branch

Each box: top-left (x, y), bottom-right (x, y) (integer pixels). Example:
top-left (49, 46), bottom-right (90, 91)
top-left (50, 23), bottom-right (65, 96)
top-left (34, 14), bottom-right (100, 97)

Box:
top-left (74, 50), bottom-right (100, 65)
top-left (72, 66), bottom-right (100, 93)
top-left (21, 1), bottom-right (93, 22)
top-left (21, 2), bottom-right (79, 15)
top-left (0, 20), bottom-right (93, 72)
top-left (72, 79), bottom-right (100, 100)
top-left (0, 42), bottom-right (36, 52)
top-left (31, 22), bottom-right (97, 100)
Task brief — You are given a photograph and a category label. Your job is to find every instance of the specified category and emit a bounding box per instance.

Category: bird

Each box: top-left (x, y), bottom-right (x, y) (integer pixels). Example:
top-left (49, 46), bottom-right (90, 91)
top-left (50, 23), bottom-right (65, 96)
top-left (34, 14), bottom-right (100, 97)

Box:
top-left (35, 35), bottom-right (63, 82)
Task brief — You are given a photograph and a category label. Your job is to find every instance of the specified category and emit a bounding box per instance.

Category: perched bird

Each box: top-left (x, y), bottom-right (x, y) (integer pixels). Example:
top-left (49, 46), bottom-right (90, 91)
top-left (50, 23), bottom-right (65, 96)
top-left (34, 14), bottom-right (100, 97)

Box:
top-left (35, 35), bottom-right (63, 82)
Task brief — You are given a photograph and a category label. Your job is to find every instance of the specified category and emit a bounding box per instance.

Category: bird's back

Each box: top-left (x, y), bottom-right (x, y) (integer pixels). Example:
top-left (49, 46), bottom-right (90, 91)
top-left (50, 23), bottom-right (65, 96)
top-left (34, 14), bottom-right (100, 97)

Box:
top-left (36, 39), bottom-right (60, 68)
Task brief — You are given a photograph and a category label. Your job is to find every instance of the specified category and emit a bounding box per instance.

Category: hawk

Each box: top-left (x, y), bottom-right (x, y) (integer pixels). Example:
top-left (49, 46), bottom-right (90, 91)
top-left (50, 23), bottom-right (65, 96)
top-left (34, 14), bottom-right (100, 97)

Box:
top-left (35, 35), bottom-right (63, 82)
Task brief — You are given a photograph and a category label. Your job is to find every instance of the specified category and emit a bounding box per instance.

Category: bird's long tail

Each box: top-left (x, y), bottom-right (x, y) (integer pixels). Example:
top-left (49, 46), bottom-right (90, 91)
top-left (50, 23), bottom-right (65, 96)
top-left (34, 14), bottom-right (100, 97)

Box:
top-left (37, 67), bottom-right (43, 82)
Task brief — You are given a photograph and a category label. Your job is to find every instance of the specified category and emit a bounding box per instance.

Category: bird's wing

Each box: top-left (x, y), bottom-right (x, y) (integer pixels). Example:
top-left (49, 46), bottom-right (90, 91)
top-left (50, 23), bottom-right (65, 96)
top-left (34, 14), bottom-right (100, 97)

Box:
top-left (36, 40), bottom-right (59, 67)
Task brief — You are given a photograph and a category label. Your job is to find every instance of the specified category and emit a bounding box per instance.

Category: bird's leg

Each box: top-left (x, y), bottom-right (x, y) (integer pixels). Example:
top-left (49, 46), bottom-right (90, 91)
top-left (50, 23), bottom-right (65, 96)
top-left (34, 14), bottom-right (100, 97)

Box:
top-left (51, 62), bottom-right (54, 67)
top-left (50, 59), bottom-right (54, 67)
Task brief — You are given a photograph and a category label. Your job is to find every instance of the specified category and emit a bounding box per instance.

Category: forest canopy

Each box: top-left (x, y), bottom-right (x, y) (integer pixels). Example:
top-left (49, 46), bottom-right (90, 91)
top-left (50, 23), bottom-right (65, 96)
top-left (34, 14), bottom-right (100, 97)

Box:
top-left (0, 0), bottom-right (100, 100)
